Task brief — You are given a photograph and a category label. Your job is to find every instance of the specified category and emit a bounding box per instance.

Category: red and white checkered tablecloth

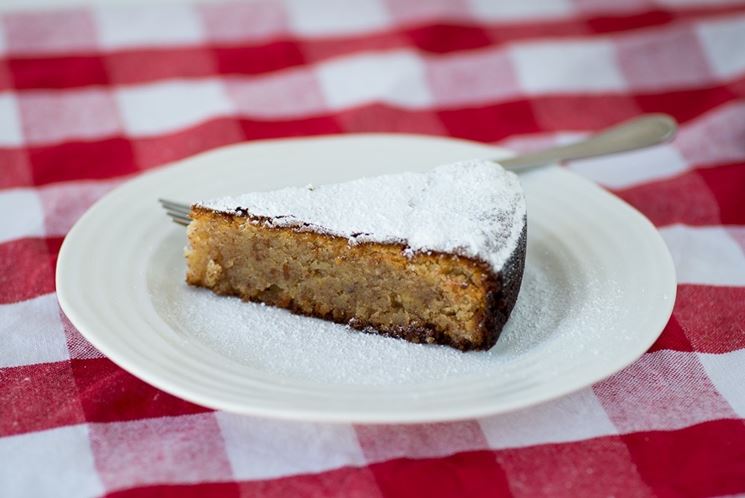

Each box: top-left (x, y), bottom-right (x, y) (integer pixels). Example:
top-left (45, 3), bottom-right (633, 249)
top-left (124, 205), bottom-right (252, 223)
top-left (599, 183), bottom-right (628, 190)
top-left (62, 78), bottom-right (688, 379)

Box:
top-left (1, 0), bottom-right (744, 496)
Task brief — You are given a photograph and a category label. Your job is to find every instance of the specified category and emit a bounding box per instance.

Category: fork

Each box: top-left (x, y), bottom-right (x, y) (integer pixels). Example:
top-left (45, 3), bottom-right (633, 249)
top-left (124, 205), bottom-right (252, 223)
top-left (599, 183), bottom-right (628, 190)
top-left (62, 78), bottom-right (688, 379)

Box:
top-left (159, 198), bottom-right (191, 227)
top-left (160, 113), bottom-right (677, 226)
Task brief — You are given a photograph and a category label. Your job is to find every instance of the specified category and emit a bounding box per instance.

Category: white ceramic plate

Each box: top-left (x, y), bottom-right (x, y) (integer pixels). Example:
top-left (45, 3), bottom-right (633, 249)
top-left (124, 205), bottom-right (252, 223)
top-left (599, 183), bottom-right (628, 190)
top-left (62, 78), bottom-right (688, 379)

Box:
top-left (57, 134), bottom-right (676, 424)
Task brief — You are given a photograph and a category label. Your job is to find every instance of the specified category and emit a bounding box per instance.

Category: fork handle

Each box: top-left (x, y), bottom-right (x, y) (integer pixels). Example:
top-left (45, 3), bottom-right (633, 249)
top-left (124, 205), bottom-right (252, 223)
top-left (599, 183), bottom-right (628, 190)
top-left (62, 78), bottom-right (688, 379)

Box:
top-left (499, 114), bottom-right (677, 172)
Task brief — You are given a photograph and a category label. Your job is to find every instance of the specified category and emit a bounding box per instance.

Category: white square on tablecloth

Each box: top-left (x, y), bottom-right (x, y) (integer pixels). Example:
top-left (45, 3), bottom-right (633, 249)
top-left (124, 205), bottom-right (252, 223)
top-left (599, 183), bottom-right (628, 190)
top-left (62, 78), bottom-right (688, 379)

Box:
top-left (594, 350), bottom-right (737, 433)
top-left (0, 294), bottom-right (69, 369)
top-left (216, 413), bottom-right (365, 480)
top-left (0, 424), bottom-right (103, 498)
top-left (18, 88), bottom-right (122, 146)
top-left (573, 0), bottom-right (651, 15)
top-left (198, 1), bottom-right (288, 43)
top-left (426, 48), bottom-right (521, 107)
top-left (38, 178), bottom-right (121, 237)
top-left (676, 101), bottom-right (745, 167)
top-left (356, 420), bottom-right (488, 462)
top-left (0, 23), bottom-right (6, 56)
top-left (89, 413), bottom-right (232, 491)
top-left (4, 9), bottom-right (98, 56)
top-left (316, 51), bottom-right (432, 109)
top-left (94, 4), bottom-right (205, 49)
top-left (698, 350), bottom-right (745, 418)
top-left (468, 0), bottom-right (572, 20)
top-left (510, 40), bottom-right (627, 93)
top-left (284, 0), bottom-right (390, 36)
top-left (659, 225), bottom-right (745, 286)
top-left (114, 79), bottom-right (233, 136)
top-left (695, 16), bottom-right (745, 79)
top-left (479, 388), bottom-right (618, 449)
top-left (0, 188), bottom-right (44, 244)
top-left (224, 69), bottom-right (327, 119)
top-left (384, 0), bottom-right (472, 25)
top-left (568, 144), bottom-right (689, 189)
top-left (0, 93), bottom-right (23, 147)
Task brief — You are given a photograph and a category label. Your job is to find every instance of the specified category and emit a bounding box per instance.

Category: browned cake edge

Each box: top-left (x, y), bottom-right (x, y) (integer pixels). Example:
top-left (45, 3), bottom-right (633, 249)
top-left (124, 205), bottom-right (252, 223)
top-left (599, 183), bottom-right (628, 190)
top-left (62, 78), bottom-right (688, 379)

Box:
top-left (480, 220), bottom-right (527, 348)
top-left (187, 207), bottom-right (527, 351)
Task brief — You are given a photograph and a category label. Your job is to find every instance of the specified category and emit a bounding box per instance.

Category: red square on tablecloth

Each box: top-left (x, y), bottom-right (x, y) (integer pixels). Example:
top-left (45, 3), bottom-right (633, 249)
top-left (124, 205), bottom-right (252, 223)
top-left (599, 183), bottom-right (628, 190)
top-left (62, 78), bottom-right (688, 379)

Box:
top-left (438, 100), bottom-right (538, 142)
top-left (105, 48), bottom-right (217, 85)
top-left (0, 60), bottom-right (13, 91)
top-left (107, 482), bottom-right (241, 498)
top-left (634, 85), bottom-right (736, 124)
top-left (132, 118), bottom-right (244, 170)
top-left (405, 24), bottom-right (492, 54)
top-left (9, 55), bottom-right (109, 89)
top-left (29, 137), bottom-right (138, 184)
top-left (615, 170), bottom-right (723, 226)
top-left (238, 114), bottom-right (342, 140)
top-left (697, 162), bottom-right (745, 224)
top-left (0, 361), bottom-right (85, 437)
top-left (0, 149), bottom-right (33, 189)
top-left (530, 94), bottom-right (640, 131)
top-left (70, 358), bottom-right (210, 422)
top-left (212, 41), bottom-right (306, 76)
top-left (647, 316), bottom-right (694, 353)
top-left (495, 437), bottom-right (654, 498)
top-left (299, 31), bottom-right (407, 65)
top-left (674, 285), bottom-right (745, 353)
top-left (370, 451), bottom-right (512, 498)
top-left (623, 420), bottom-right (745, 498)
top-left (338, 105), bottom-right (446, 135)
top-left (0, 237), bottom-right (58, 304)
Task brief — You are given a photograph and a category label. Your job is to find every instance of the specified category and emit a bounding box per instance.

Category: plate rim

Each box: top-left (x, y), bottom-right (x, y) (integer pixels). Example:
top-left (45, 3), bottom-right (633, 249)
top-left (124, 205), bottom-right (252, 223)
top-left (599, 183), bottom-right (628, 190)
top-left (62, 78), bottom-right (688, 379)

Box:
top-left (56, 133), bottom-right (677, 424)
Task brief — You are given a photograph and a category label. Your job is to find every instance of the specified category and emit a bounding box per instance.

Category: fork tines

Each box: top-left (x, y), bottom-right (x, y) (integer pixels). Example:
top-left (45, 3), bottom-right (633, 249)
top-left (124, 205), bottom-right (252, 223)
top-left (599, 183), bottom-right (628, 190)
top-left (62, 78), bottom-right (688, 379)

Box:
top-left (159, 199), bottom-right (191, 227)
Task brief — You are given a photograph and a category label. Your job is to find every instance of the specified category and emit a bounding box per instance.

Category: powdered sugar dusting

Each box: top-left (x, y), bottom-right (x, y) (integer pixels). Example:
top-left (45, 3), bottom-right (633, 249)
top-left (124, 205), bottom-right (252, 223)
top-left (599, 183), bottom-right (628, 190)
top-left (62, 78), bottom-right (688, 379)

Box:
top-left (196, 159), bottom-right (526, 272)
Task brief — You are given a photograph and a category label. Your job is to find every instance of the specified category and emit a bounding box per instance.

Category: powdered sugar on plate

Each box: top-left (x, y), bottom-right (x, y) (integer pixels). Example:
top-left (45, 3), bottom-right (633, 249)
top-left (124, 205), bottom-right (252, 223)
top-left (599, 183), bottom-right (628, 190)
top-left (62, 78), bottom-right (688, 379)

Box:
top-left (196, 159), bottom-right (526, 273)
top-left (148, 231), bottom-right (618, 386)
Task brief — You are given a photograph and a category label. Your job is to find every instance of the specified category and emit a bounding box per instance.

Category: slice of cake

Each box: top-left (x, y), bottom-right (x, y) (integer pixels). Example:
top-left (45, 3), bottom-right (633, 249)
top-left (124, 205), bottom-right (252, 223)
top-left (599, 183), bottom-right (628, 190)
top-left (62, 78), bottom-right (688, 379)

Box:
top-left (185, 159), bottom-right (527, 351)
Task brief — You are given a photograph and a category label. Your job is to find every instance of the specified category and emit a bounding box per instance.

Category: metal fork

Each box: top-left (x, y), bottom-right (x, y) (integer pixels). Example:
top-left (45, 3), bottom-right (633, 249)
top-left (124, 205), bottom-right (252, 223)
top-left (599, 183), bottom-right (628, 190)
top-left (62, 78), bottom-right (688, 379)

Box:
top-left (159, 113), bottom-right (677, 227)
top-left (159, 198), bottom-right (191, 226)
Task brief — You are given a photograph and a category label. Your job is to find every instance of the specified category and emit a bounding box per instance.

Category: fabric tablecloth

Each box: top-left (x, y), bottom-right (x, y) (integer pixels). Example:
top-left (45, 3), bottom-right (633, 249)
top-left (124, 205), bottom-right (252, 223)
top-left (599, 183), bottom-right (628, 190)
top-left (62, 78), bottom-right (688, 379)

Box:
top-left (1, 0), bottom-right (745, 496)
